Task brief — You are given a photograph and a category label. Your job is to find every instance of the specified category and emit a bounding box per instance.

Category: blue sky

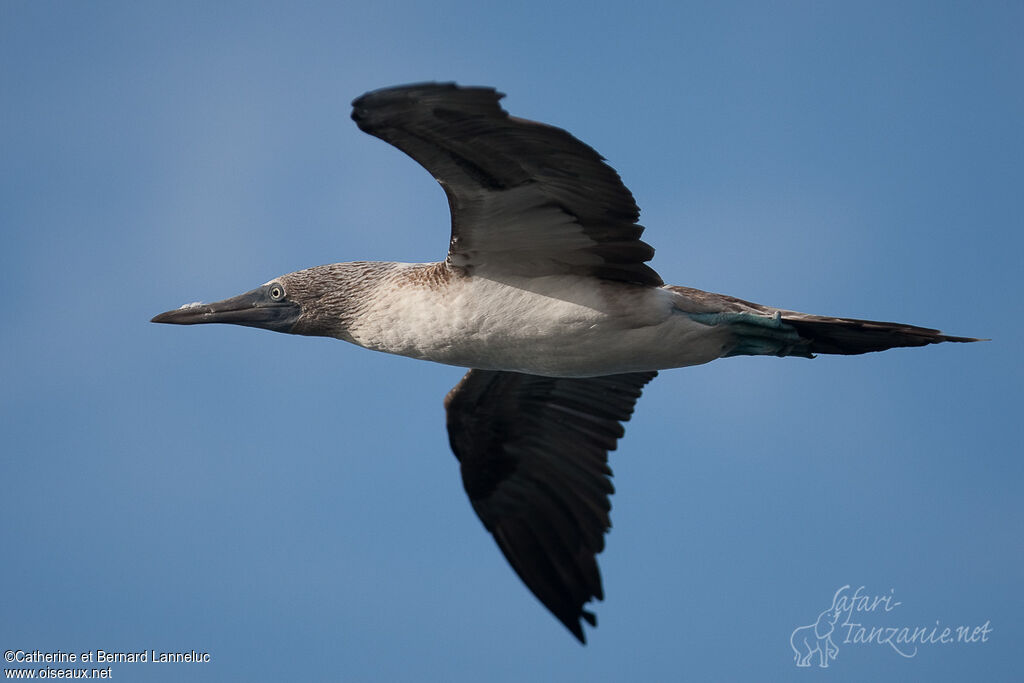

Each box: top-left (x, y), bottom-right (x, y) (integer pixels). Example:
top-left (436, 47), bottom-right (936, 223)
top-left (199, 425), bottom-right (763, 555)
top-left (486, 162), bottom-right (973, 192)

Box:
top-left (2, 2), bottom-right (1021, 681)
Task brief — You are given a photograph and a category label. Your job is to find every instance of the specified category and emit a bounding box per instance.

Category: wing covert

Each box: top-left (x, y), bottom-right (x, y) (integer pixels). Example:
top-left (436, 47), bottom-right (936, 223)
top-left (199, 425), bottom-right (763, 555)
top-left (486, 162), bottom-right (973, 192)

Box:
top-left (351, 83), bottom-right (662, 286)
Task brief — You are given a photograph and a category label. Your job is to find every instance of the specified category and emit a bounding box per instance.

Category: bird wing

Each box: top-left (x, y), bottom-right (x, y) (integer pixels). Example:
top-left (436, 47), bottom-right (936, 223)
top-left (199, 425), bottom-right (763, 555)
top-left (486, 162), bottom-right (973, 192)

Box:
top-left (351, 83), bottom-right (663, 286)
top-left (444, 369), bottom-right (657, 642)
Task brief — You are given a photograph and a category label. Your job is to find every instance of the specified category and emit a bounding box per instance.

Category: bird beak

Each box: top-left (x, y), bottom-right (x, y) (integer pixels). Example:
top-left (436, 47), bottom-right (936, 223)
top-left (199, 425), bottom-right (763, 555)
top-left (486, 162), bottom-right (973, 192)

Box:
top-left (151, 286), bottom-right (301, 332)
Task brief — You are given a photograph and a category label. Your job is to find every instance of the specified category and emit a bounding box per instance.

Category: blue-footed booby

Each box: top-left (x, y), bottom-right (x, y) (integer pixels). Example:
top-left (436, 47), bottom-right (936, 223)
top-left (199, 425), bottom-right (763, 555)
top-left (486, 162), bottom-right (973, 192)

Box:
top-left (152, 82), bottom-right (979, 643)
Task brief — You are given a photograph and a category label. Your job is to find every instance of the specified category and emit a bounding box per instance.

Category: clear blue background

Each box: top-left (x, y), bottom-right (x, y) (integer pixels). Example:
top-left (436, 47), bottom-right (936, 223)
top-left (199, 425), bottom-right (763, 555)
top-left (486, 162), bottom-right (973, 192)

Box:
top-left (2, 2), bottom-right (1020, 681)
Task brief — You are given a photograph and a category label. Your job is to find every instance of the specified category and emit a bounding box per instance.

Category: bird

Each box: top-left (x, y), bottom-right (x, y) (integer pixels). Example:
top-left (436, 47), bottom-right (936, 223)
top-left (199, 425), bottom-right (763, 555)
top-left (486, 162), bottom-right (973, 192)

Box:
top-left (152, 82), bottom-right (979, 643)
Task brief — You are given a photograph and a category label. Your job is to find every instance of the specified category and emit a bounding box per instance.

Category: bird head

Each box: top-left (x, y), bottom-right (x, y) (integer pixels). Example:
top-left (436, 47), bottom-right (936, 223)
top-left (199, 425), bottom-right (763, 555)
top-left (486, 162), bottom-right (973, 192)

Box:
top-left (151, 263), bottom-right (373, 339)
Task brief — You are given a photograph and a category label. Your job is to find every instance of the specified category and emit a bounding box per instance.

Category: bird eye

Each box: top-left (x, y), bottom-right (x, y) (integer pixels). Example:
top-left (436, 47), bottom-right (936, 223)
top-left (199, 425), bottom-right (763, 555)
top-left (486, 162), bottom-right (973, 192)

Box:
top-left (269, 284), bottom-right (285, 300)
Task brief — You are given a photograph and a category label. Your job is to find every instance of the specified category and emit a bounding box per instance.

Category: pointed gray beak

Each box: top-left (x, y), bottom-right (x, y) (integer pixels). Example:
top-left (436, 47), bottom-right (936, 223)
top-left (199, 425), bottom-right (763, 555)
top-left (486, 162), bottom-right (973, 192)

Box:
top-left (151, 286), bottom-right (300, 333)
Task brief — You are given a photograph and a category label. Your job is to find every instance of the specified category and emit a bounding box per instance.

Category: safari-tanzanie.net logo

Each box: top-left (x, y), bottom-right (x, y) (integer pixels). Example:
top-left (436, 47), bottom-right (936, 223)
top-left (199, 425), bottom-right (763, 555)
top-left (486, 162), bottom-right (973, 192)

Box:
top-left (789, 585), bottom-right (992, 668)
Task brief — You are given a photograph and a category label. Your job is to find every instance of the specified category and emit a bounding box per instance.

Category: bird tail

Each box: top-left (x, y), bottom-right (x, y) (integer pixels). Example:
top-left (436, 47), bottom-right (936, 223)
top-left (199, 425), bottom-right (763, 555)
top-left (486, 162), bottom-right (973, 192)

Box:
top-left (666, 285), bottom-right (983, 358)
top-left (777, 312), bottom-right (982, 356)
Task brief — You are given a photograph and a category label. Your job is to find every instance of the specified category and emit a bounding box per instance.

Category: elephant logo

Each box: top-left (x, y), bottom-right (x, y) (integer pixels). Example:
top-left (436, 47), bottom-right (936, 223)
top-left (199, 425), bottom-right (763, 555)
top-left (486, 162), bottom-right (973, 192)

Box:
top-left (791, 606), bottom-right (842, 668)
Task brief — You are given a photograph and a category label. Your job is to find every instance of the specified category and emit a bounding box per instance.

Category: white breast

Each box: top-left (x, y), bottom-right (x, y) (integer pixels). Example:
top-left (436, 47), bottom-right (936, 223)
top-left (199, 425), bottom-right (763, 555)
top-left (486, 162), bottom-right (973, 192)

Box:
top-left (344, 265), bottom-right (731, 377)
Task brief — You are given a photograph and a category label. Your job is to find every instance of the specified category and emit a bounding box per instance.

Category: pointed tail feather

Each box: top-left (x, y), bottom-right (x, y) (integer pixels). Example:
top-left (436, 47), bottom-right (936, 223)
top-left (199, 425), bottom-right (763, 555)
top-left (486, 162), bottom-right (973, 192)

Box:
top-left (780, 313), bottom-right (983, 355)
top-left (666, 286), bottom-right (983, 357)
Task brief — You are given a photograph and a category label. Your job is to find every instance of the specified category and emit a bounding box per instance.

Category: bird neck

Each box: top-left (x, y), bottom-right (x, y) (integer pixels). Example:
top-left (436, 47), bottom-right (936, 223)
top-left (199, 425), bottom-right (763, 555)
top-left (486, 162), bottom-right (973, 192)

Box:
top-left (286, 261), bottom-right (454, 341)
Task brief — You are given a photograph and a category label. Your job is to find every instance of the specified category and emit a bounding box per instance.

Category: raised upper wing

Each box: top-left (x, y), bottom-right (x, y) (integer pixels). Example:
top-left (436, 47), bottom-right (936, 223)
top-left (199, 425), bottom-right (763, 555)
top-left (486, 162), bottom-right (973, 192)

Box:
top-left (444, 369), bottom-right (657, 642)
top-left (351, 83), bottom-right (663, 286)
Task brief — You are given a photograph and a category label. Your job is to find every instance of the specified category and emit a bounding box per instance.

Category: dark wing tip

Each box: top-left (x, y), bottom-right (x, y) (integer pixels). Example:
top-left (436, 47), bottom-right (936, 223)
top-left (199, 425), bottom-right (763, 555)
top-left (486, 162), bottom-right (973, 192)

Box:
top-left (560, 607), bottom-right (595, 644)
top-left (351, 82), bottom-right (506, 131)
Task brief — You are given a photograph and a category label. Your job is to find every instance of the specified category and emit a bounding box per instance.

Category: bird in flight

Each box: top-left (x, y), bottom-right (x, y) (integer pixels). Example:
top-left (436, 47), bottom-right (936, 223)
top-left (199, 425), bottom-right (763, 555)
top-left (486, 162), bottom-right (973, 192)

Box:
top-left (153, 82), bottom-right (978, 643)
